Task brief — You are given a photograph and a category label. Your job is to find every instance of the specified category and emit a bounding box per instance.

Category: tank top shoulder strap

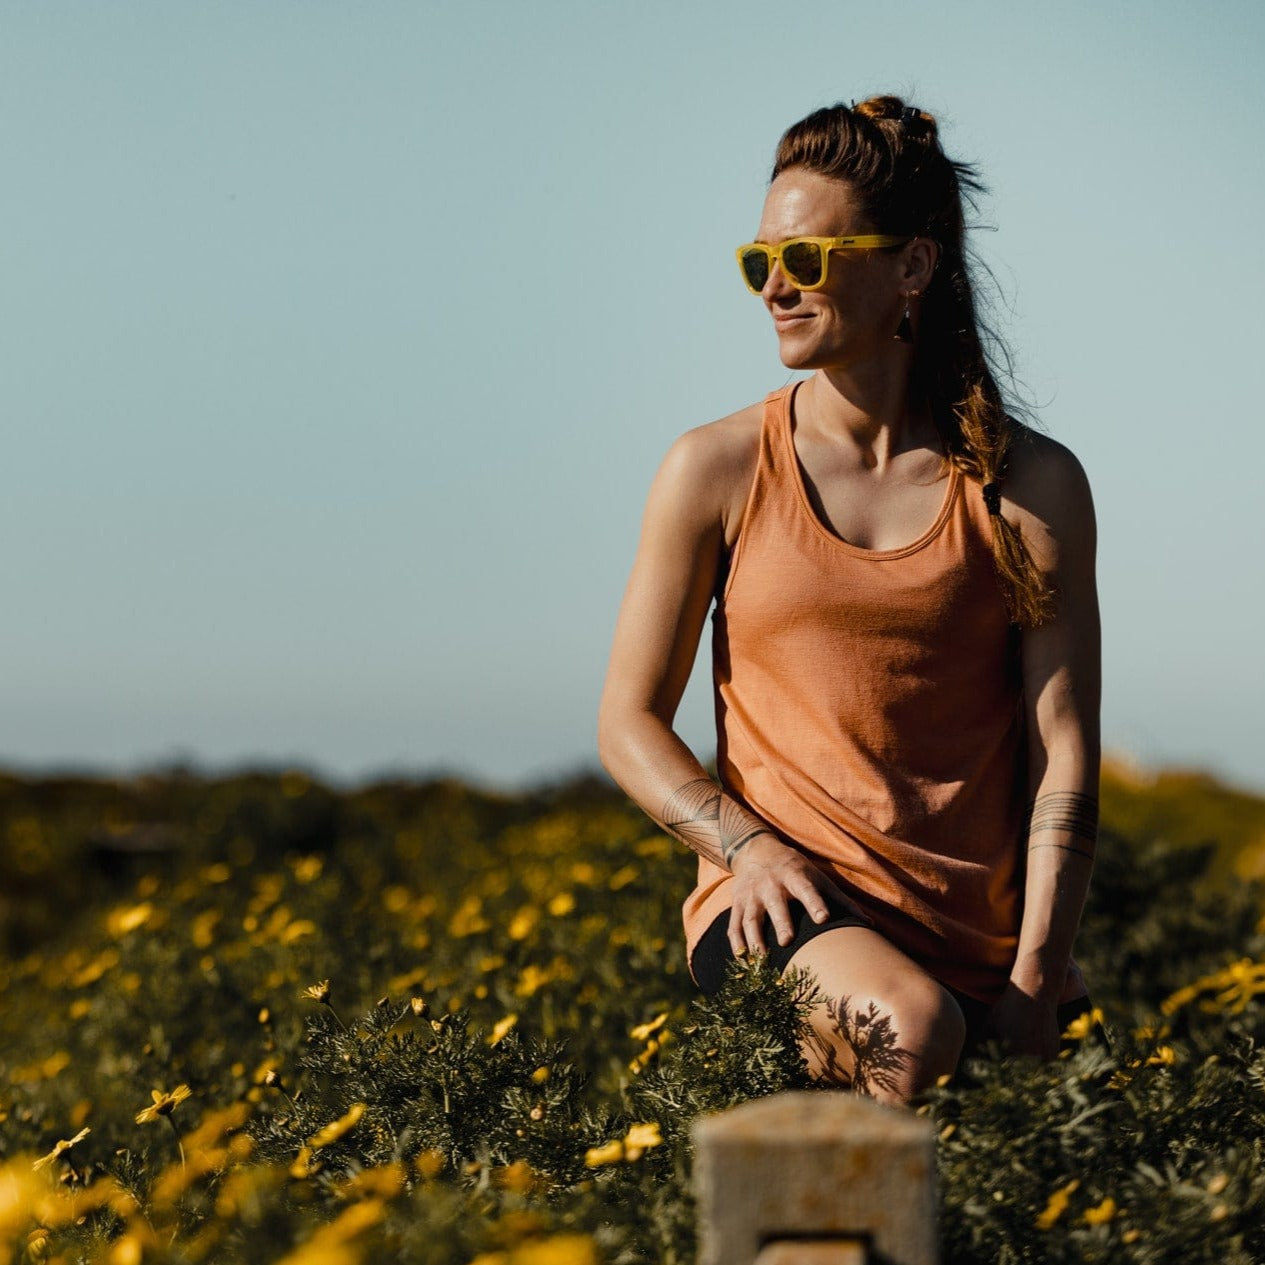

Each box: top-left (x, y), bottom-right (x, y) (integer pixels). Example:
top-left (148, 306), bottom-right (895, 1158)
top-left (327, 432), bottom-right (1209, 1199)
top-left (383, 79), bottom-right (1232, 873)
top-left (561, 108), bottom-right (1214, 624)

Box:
top-left (716, 382), bottom-right (799, 604)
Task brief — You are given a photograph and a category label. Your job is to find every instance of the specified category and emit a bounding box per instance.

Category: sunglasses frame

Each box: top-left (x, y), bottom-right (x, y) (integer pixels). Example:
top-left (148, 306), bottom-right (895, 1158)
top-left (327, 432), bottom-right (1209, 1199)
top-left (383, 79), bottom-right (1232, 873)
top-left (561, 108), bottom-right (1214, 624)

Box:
top-left (735, 234), bottom-right (913, 293)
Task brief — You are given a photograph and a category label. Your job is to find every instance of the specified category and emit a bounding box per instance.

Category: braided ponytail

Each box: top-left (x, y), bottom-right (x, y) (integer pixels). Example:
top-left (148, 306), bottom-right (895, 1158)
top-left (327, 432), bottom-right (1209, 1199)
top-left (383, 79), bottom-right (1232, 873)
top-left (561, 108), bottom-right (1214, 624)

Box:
top-left (773, 96), bottom-right (1057, 628)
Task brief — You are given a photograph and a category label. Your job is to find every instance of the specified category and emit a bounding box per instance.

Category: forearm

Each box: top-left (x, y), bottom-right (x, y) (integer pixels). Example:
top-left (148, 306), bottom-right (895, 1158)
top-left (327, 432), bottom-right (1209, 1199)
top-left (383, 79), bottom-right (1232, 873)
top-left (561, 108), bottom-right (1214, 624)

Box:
top-left (598, 709), bottom-right (780, 871)
top-left (1010, 759), bottom-right (1099, 1002)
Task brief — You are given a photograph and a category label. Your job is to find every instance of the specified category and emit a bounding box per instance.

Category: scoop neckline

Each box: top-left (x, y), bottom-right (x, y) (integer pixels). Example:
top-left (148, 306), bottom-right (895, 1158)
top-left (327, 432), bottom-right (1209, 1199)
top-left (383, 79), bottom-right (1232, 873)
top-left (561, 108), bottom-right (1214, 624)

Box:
top-left (781, 378), bottom-right (960, 561)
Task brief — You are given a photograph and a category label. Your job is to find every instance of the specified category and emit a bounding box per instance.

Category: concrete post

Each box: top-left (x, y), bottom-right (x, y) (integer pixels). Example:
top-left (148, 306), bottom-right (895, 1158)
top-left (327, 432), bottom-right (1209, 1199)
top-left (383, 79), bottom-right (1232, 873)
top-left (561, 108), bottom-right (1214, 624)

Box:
top-left (691, 1090), bottom-right (939, 1265)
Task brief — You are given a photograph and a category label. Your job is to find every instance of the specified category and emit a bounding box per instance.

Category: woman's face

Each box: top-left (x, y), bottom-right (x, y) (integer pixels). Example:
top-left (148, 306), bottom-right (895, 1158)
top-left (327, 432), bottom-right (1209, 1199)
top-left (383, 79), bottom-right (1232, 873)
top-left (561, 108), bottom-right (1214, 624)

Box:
top-left (754, 167), bottom-right (912, 372)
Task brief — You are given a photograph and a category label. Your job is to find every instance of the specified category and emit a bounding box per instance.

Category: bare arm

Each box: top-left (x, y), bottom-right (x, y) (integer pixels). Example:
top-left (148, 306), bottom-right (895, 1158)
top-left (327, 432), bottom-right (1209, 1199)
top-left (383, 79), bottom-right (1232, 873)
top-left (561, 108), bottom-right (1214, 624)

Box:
top-left (597, 424), bottom-right (778, 870)
top-left (1002, 433), bottom-right (1102, 1018)
top-left (598, 421), bottom-right (848, 952)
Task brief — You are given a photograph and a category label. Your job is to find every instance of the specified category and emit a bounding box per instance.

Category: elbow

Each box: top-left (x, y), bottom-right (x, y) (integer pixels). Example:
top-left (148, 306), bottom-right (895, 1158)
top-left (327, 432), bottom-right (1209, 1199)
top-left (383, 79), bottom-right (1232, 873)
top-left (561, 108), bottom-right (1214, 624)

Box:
top-left (596, 704), bottom-right (631, 782)
top-left (597, 699), bottom-right (662, 787)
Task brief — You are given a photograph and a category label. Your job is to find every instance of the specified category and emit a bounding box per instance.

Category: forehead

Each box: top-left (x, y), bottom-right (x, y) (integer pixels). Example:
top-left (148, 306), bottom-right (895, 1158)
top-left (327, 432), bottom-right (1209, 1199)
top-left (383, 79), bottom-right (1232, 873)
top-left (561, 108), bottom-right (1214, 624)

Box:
top-left (756, 168), bottom-right (868, 240)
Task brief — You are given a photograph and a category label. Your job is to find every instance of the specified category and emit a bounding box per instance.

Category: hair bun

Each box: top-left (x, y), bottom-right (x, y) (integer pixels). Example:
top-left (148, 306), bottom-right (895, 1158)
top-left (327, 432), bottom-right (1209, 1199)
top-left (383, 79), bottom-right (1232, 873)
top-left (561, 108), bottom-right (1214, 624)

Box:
top-left (853, 94), bottom-right (938, 142)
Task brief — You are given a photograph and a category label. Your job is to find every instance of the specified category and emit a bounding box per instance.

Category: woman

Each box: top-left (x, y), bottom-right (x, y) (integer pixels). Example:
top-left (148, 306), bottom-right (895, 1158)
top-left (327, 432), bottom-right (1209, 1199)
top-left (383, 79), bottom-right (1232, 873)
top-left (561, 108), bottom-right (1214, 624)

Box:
top-left (597, 96), bottom-right (1103, 1107)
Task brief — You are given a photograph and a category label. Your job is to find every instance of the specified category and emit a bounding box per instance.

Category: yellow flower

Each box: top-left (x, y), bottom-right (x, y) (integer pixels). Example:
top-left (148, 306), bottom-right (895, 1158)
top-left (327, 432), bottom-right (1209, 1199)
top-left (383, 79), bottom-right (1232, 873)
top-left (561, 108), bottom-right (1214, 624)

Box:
top-left (629, 1012), bottom-right (668, 1041)
top-left (1060, 1007), bottom-right (1104, 1041)
top-left (308, 1103), bottom-right (366, 1149)
top-left (508, 907), bottom-right (539, 941)
top-left (1146, 1045), bottom-right (1176, 1066)
top-left (338, 1163), bottom-right (406, 1201)
top-left (289, 1145), bottom-right (315, 1179)
top-left (291, 855), bottom-right (323, 883)
top-left (607, 865), bottom-right (639, 891)
top-left (135, 1085), bottom-right (192, 1125)
top-left (492, 1160), bottom-right (537, 1193)
top-left (1160, 957), bottom-right (1265, 1016)
top-left (629, 1033), bottom-right (671, 1075)
top-left (32, 1127), bottom-right (91, 1171)
top-left (108, 1233), bottom-right (145, 1265)
top-left (546, 892), bottom-right (575, 917)
top-left (1083, 1196), bottom-right (1117, 1225)
top-left (510, 1236), bottom-right (598, 1265)
top-left (1035, 1178), bottom-right (1080, 1230)
top-left (488, 1014), bottom-right (518, 1046)
top-left (281, 919), bottom-right (318, 945)
top-left (274, 1196), bottom-right (386, 1265)
top-left (514, 965), bottom-right (554, 998)
top-left (106, 902), bottom-right (155, 938)
top-left (583, 1140), bottom-right (624, 1168)
top-left (584, 1122), bottom-right (662, 1167)
top-left (622, 1122), bottom-right (662, 1160)
top-left (301, 980), bottom-right (331, 1004)
top-left (449, 895), bottom-right (492, 937)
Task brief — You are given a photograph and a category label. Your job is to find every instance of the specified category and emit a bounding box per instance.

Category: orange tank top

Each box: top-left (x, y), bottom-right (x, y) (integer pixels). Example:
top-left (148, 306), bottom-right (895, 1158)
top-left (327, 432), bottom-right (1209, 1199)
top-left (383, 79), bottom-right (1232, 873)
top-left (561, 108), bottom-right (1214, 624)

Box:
top-left (681, 379), bottom-right (1086, 1005)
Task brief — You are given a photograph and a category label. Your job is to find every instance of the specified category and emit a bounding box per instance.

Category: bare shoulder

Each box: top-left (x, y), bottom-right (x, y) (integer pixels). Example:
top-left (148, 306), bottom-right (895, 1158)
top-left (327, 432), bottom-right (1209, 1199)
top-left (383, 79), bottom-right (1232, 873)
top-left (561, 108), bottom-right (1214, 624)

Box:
top-left (1000, 422), bottom-right (1096, 571)
top-left (659, 398), bottom-right (765, 546)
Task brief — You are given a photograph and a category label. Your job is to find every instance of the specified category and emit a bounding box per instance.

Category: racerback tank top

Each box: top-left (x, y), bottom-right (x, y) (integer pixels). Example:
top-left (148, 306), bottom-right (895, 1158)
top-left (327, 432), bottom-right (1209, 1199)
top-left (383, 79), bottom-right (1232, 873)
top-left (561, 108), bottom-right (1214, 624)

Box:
top-left (681, 379), bottom-right (1087, 1006)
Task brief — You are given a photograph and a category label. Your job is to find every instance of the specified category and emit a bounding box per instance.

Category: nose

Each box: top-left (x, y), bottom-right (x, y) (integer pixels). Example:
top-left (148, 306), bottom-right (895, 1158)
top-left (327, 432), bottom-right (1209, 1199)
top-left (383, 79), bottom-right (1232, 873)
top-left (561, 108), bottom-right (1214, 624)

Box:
top-left (761, 257), bottom-right (797, 303)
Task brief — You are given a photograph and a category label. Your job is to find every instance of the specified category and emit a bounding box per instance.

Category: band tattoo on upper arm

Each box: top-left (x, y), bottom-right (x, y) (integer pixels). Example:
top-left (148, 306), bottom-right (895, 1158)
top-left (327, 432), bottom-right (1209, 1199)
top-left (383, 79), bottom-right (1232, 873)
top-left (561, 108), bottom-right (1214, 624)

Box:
top-left (1024, 791), bottom-right (1098, 860)
top-left (660, 777), bottom-right (767, 869)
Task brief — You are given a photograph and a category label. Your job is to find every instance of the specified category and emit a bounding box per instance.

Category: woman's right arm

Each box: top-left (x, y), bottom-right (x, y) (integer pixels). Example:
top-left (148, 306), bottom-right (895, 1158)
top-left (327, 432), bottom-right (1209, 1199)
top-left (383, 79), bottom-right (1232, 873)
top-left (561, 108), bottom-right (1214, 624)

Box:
top-left (597, 426), bottom-right (840, 953)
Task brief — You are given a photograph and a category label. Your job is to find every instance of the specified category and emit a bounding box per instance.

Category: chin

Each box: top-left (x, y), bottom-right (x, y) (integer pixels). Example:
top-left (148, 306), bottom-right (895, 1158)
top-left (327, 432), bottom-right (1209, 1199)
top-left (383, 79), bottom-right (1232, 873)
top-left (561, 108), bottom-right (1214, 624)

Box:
top-left (778, 344), bottom-right (835, 372)
top-left (774, 334), bottom-right (820, 370)
top-left (777, 332), bottom-right (871, 372)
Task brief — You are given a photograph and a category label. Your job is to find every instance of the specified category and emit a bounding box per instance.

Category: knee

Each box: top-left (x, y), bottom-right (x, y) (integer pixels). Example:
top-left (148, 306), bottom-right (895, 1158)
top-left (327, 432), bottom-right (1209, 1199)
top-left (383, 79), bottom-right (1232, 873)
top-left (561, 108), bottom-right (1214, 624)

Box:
top-left (899, 982), bottom-right (967, 1079)
top-left (808, 980), bottom-right (966, 1106)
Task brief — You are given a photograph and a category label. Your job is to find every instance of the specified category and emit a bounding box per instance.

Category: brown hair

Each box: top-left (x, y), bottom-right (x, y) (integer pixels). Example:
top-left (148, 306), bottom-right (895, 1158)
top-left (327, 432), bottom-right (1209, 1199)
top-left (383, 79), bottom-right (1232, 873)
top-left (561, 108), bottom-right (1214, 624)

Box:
top-left (772, 95), bottom-right (1056, 628)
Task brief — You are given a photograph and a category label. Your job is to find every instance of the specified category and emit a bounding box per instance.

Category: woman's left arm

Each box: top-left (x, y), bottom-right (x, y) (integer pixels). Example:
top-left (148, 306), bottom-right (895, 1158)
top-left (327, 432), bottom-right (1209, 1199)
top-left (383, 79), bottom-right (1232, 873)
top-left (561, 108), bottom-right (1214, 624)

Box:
top-left (985, 431), bottom-right (1101, 1058)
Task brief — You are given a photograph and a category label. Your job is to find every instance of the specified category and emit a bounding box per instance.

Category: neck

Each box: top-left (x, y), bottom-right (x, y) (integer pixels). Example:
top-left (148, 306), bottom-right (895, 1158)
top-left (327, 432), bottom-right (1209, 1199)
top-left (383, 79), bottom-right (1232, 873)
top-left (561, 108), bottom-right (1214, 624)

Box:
top-left (801, 364), bottom-right (937, 471)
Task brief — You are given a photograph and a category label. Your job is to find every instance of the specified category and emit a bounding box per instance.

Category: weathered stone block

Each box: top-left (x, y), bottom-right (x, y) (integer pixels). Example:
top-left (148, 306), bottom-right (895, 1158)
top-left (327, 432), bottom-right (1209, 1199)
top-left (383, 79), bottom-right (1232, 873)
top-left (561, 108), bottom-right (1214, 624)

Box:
top-left (691, 1090), bottom-right (938, 1265)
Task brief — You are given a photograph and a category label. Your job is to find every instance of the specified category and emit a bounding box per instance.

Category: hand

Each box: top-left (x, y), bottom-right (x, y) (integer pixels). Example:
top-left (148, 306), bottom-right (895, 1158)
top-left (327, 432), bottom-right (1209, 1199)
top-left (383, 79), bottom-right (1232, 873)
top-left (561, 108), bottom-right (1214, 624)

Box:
top-left (727, 835), bottom-right (862, 958)
top-left (981, 981), bottom-right (1061, 1060)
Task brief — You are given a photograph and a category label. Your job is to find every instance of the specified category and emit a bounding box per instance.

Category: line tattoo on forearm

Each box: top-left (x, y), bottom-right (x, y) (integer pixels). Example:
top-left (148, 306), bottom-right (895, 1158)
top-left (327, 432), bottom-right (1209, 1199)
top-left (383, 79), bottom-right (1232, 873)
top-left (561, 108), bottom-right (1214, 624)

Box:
top-left (660, 777), bottom-right (766, 868)
top-left (1023, 790), bottom-right (1099, 857)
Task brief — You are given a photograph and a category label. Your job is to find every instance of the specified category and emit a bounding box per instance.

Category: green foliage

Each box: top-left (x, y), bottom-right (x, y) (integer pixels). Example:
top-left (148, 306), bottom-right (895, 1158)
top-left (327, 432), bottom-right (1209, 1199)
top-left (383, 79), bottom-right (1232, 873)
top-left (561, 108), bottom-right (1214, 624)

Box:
top-left (0, 766), bottom-right (1262, 1264)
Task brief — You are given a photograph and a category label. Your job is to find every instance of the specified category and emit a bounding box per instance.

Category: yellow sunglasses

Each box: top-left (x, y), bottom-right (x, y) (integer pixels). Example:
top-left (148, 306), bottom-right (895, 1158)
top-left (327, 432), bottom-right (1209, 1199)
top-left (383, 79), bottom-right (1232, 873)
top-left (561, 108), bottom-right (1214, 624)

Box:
top-left (736, 234), bottom-right (912, 293)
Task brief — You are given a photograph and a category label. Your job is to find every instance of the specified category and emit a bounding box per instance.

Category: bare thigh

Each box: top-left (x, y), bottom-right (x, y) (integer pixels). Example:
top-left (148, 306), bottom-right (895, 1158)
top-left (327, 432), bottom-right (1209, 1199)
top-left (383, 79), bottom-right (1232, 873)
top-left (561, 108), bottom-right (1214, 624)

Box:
top-left (782, 925), bottom-right (967, 1102)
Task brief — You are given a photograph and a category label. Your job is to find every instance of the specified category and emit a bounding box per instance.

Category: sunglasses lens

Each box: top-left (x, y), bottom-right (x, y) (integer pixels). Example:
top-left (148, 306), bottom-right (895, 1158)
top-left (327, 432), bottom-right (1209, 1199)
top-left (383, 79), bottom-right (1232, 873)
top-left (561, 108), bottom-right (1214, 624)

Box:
top-left (781, 240), bottom-right (825, 287)
top-left (739, 247), bottom-right (770, 291)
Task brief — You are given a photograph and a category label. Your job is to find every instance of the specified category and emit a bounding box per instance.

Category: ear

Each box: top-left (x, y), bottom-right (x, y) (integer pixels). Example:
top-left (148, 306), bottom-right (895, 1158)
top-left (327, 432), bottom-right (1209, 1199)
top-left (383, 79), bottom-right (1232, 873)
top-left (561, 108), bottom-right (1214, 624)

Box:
top-left (901, 238), bottom-right (939, 293)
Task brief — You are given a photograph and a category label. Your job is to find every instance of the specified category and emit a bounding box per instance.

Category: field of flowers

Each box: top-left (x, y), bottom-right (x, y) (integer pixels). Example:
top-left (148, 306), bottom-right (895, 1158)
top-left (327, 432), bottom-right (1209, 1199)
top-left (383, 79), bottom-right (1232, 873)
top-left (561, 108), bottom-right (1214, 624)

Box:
top-left (1, 761), bottom-right (1264, 1264)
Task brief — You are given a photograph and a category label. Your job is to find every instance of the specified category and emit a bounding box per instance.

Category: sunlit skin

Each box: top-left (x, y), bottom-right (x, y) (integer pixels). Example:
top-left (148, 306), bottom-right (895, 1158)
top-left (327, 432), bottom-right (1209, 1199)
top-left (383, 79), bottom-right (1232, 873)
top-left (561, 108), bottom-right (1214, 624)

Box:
top-left (750, 169), bottom-right (953, 554)
top-left (598, 162), bottom-right (1100, 1099)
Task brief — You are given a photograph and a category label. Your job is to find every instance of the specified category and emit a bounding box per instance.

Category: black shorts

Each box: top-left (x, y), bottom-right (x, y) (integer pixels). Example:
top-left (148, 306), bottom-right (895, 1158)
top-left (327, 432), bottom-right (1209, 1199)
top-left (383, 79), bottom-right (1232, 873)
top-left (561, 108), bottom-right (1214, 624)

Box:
top-left (689, 899), bottom-right (1110, 1058)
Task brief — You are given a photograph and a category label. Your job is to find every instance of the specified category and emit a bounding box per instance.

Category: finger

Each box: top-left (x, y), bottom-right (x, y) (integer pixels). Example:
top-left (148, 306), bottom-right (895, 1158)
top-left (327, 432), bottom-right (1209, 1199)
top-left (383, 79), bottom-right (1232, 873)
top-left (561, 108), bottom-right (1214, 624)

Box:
top-left (789, 882), bottom-right (832, 925)
top-left (743, 909), bottom-right (768, 957)
top-left (764, 895), bottom-right (796, 947)
top-left (727, 912), bottom-right (749, 960)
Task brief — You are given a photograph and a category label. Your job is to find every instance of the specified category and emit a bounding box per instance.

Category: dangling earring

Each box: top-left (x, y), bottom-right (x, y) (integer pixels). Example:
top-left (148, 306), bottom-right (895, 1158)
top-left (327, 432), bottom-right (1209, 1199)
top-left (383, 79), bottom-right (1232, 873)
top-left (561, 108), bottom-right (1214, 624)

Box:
top-left (894, 290), bottom-right (918, 343)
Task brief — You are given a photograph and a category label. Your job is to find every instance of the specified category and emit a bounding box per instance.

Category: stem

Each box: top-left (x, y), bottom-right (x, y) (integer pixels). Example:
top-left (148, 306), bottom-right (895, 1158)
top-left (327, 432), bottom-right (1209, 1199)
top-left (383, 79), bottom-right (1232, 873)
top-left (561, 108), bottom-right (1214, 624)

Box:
top-left (166, 1116), bottom-right (186, 1173)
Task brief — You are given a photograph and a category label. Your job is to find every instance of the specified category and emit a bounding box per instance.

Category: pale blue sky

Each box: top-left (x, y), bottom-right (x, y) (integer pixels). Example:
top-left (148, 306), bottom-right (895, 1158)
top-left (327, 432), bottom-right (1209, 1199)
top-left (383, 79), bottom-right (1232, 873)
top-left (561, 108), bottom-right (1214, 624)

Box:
top-left (3, 1), bottom-right (1263, 792)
